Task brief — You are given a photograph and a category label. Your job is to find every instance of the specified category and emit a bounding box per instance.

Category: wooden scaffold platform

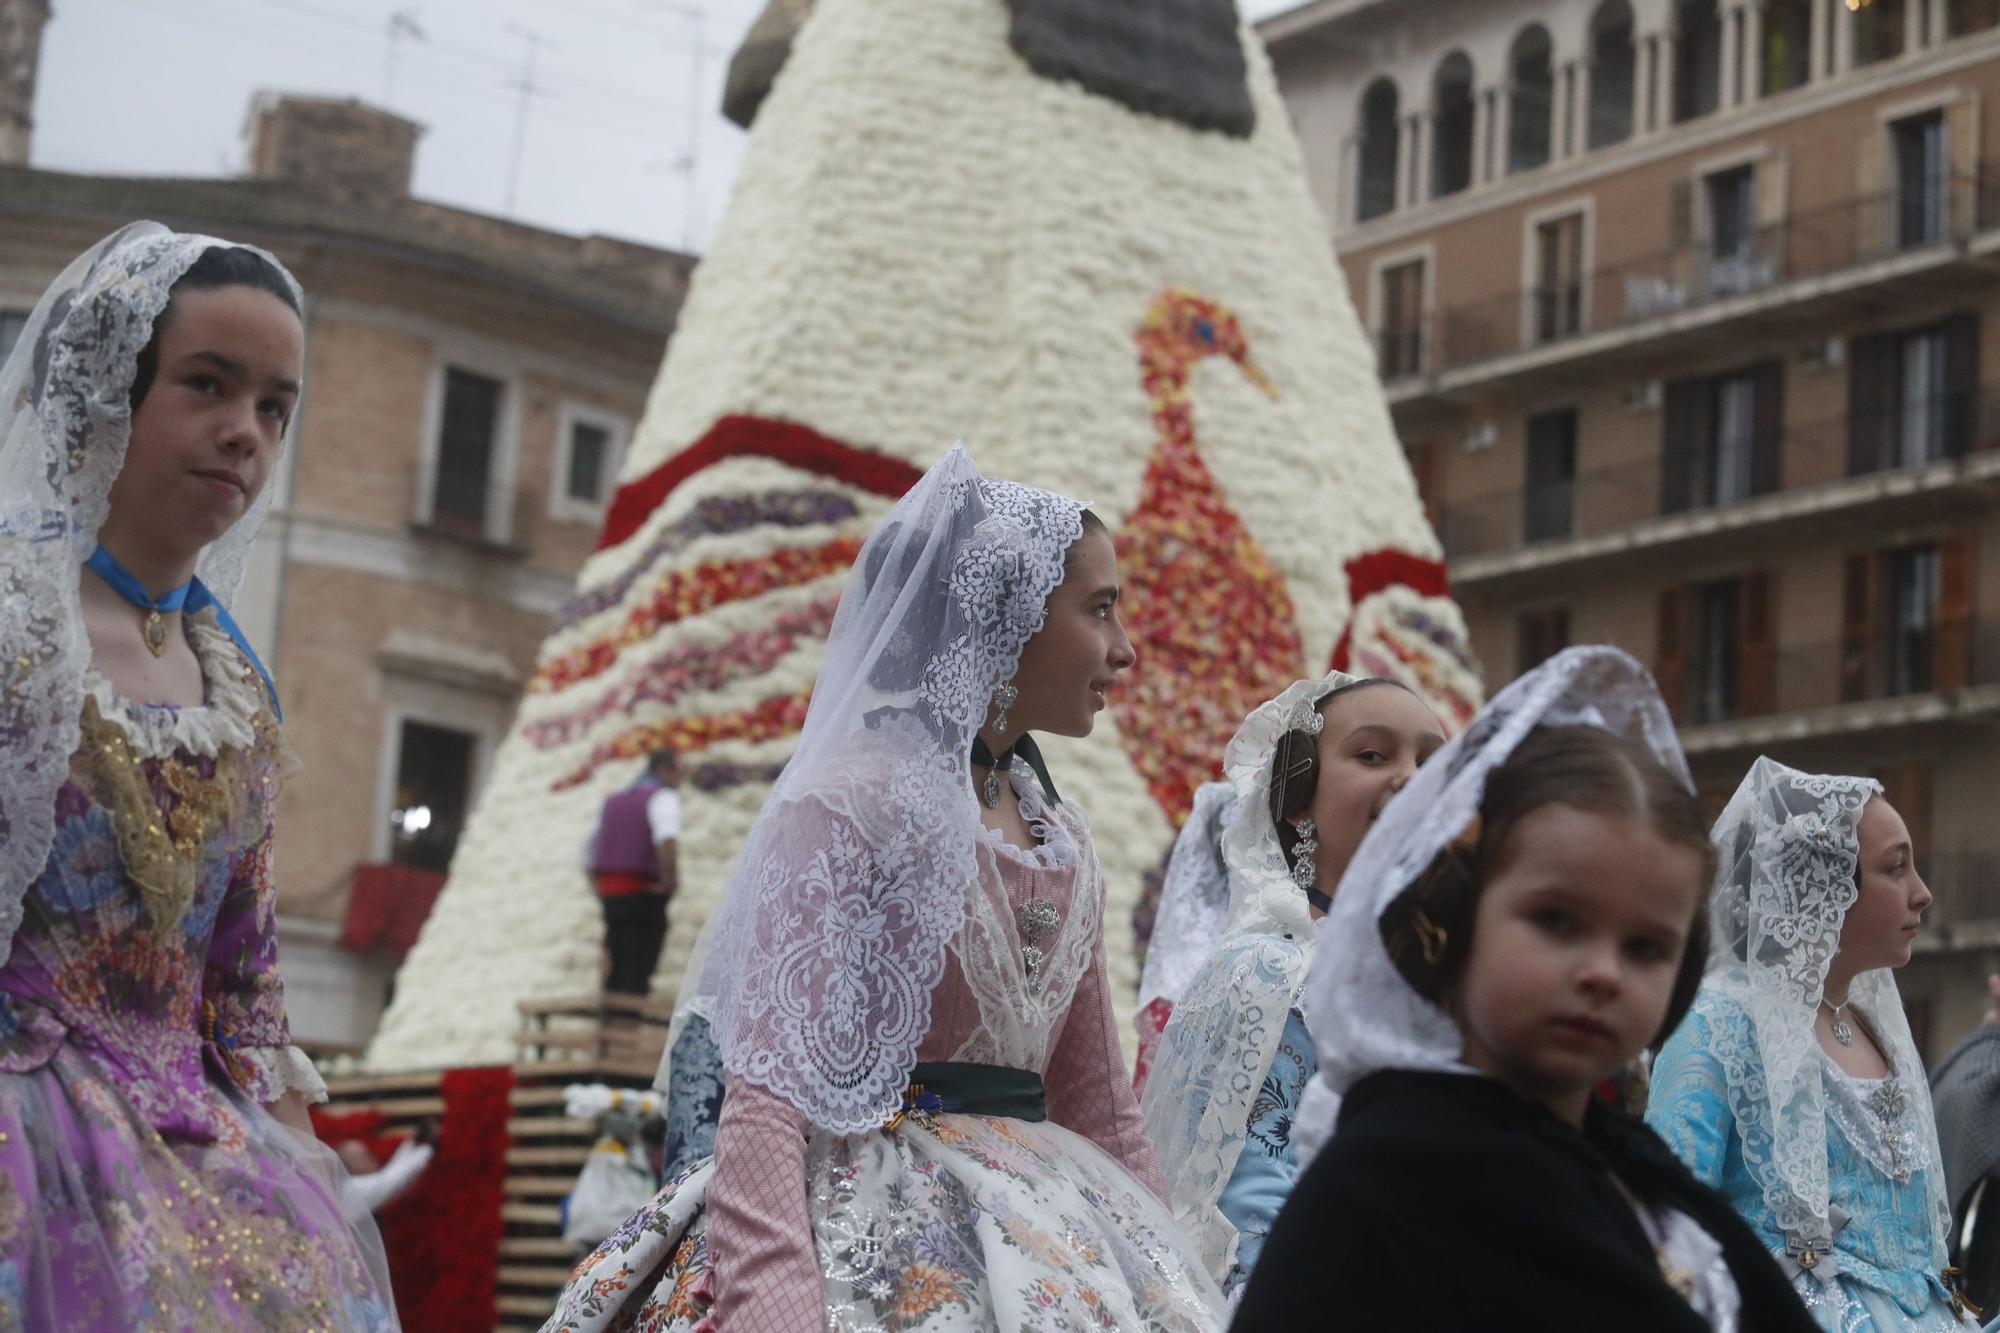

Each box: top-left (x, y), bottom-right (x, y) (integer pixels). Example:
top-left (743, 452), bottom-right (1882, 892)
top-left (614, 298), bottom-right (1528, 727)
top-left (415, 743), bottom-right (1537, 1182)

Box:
top-left (319, 992), bottom-right (674, 1331)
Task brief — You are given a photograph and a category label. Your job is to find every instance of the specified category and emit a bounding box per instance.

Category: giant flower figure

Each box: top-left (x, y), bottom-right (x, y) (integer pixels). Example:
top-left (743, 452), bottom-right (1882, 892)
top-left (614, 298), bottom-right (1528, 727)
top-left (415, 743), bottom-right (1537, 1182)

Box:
top-left (366, 0), bottom-right (1483, 1070)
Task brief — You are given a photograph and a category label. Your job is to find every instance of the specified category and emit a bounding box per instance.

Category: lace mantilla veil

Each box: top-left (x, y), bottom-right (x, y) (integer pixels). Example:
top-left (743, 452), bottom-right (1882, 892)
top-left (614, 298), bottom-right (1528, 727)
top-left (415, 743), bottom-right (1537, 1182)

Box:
top-left (1291, 645), bottom-right (1690, 1163)
top-left (1140, 670), bottom-right (1356, 1274)
top-left (1697, 756), bottom-right (1950, 1269)
top-left (1135, 780), bottom-right (1238, 1028)
top-left (694, 444), bottom-right (1087, 1133)
top-left (0, 222), bottom-right (300, 970)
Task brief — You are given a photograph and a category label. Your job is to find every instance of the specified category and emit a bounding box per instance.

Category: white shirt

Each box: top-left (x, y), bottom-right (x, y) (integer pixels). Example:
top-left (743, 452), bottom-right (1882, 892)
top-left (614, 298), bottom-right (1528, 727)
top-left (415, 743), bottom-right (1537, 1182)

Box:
top-left (647, 787), bottom-right (681, 844)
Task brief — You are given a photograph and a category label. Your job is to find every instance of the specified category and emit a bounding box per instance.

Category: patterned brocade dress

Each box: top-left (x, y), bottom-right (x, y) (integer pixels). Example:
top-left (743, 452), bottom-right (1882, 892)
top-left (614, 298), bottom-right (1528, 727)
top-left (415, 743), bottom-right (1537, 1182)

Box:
top-left (545, 769), bottom-right (1224, 1332)
top-left (0, 613), bottom-right (397, 1330)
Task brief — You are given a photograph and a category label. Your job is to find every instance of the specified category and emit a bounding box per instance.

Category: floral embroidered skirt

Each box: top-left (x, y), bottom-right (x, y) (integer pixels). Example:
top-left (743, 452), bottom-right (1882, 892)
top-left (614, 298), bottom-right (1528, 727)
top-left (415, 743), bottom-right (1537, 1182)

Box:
top-left (544, 1113), bottom-right (1225, 1332)
top-left (0, 1045), bottom-right (399, 1330)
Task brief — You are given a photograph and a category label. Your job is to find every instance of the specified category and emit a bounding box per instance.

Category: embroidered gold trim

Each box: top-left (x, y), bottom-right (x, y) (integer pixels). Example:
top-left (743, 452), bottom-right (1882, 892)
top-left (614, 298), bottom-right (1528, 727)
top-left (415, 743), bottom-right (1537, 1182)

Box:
top-left (78, 695), bottom-right (257, 938)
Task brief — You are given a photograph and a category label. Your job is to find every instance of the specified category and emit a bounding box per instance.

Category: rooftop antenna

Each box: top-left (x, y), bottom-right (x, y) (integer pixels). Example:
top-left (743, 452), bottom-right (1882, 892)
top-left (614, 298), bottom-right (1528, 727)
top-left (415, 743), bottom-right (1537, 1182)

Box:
top-left (386, 9), bottom-right (426, 109)
top-left (504, 24), bottom-right (552, 216)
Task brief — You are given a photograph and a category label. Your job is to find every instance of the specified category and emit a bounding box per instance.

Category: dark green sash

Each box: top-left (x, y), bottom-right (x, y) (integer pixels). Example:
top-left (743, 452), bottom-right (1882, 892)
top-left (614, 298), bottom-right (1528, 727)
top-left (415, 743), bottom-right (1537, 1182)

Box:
top-left (904, 1061), bottom-right (1047, 1122)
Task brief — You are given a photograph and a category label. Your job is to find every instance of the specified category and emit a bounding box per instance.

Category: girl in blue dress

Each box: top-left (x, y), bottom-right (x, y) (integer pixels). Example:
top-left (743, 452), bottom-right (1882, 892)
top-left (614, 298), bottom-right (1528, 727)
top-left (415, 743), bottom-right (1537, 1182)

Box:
top-left (1649, 756), bottom-right (1979, 1330)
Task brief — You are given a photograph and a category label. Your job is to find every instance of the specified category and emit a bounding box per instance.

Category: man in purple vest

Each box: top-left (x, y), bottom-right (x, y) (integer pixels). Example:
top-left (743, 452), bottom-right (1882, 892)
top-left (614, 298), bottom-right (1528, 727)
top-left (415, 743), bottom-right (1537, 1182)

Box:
top-left (589, 749), bottom-right (680, 996)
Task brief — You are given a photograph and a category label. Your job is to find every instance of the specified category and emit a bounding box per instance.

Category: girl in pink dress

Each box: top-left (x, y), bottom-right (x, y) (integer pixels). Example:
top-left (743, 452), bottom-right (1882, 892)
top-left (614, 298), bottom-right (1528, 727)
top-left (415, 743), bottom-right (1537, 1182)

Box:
top-left (543, 446), bottom-right (1223, 1331)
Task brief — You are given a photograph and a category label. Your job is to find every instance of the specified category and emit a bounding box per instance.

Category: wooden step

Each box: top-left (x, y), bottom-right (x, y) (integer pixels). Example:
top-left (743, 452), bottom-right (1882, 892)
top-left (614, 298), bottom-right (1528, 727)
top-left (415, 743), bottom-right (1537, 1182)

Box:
top-left (498, 1261), bottom-right (577, 1287)
top-left (505, 1117), bottom-right (597, 1139)
top-left (496, 1292), bottom-right (561, 1318)
top-left (501, 1201), bottom-right (564, 1226)
top-left (506, 1173), bottom-right (579, 1200)
top-left (322, 1094), bottom-right (446, 1120)
top-left (507, 1144), bottom-right (591, 1169)
top-left (501, 1236), bottom-right (579, 1260)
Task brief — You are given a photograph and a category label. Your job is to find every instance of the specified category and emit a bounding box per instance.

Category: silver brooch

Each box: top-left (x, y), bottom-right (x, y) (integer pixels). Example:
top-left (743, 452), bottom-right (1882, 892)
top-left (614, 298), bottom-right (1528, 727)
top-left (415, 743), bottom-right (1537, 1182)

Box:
top-left (1018, 896), bottom-right (1060, 985)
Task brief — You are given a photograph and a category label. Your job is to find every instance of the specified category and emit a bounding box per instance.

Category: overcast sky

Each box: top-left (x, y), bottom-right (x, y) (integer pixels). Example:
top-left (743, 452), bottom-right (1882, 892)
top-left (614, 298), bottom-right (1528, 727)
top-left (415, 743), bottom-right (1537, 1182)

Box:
top-left (35, 0), bottom-right (1299, 254)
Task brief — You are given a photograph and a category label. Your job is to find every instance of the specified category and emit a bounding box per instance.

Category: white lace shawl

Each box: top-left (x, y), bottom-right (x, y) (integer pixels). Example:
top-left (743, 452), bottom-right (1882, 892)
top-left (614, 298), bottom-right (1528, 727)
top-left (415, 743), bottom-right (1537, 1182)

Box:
top-left (1135, 780), bottom-right (1237, 1019)
top-left (0, 222), bottom-right (300, 971)
top-left (1698, 757), bottom-right (1950, 1268)
top-left (697, 445), bottom-right (1089, 1132)
top-left (1140, 670), bottom-right (1356, 1275)
top-left (1293, 646), bottom-right (1691, 1164)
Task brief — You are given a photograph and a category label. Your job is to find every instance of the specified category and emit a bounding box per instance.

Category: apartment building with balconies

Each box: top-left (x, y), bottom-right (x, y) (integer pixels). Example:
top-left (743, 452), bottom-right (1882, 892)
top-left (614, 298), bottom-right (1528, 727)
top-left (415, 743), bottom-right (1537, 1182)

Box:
top-left (1263, 0), bottom-right (2000, 1052)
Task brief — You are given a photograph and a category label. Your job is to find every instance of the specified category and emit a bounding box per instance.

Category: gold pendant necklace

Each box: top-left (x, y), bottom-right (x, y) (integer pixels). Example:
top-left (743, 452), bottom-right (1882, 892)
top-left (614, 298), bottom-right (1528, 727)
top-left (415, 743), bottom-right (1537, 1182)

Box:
top-left (142, 610), bottom-right (170, 657)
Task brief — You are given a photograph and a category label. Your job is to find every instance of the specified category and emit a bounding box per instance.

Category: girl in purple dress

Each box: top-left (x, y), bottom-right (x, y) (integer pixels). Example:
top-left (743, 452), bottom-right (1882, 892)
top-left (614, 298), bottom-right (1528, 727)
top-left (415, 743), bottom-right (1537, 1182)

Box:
top-left (0, 223), bottom-right (398, 1329)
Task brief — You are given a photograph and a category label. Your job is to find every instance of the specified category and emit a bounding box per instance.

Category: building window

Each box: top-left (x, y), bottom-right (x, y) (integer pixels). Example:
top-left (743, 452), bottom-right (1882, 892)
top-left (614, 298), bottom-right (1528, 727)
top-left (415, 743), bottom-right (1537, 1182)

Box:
top-left (1949, 0), bottom-right (2000, 36)
top-left (0, 310), bottom-right (26, 366)
top-left (1704, 163), bottom-right (1770, 296)
top-left (1893, 110), bottom-right (1947, 249)
top-left (387, 719), bottom-right (476, 875)
top-left (1880, 544), bottom-right (1941, 697)
top-left (1855, 0), bottom-right (1909, 65)
top-left (1662, 362), bottom-right (1783, 513)
top-left (1523, 408), bottom-right (1577, 542)
top-left (1356, 79), bottom-right (1400, 223)
top-left (1761, 0), bottom-right (1812, 96)
top-left (430, 367), bottom-right (504, 538)
top-left (1431, 53), bottom-right (1476, 199)
top-left (1588, 1), bottom-right (1636, 150)
top-left (1508, 26), bottom-right (1555, 175)
top-left (1516, 606), bottom-right (1570, 676)
top-left (1532, 213), bottom-right (1586, 344)
top-left (1673, 0), bottom-right (1723, 124)
top-left (1844, 537), bottom-right (1974, 700)
top-left (1690, 579), bottom-right (1741, 724)
top-left (1378, 258), bottom-right (1426, 379)
top-left (1658, 572), bottom-right (1776, 723)
top-left (552, 404), bottom-right (628, 522)
top-left (1848, 314), bottom-right (1980, 473)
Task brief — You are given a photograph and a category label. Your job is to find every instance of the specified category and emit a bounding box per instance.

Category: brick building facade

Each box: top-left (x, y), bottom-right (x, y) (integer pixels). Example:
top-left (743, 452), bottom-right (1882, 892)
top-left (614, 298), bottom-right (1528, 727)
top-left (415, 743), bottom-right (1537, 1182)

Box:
top-left (0, 88), bottom-right (689, 1051)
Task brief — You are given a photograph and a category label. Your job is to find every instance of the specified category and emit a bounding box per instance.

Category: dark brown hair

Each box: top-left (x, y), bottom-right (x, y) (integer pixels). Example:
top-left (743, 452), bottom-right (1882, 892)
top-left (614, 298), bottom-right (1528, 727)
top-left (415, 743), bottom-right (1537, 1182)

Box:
top-left (1063, 509), bottom-right (1109, 576)
top-left (1377, 724), bottom-right (1716, 1049)
top-left (1269, 678), bottom-right (1416, 871)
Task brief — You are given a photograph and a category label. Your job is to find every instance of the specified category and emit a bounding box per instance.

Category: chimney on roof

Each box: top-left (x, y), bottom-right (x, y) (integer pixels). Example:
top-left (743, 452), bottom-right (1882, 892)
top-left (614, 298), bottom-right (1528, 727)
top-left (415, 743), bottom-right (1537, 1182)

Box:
top-left (0, 0), bottom-right (52, 167)
top-left (245, 93), bottom-right (425, 208)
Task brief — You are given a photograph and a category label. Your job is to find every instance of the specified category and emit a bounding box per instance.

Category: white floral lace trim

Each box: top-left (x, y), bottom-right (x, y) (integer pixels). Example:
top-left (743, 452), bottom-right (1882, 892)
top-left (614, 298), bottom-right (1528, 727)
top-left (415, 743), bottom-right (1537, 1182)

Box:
top-left (1824, 1050), bottom-right (1922, 1186)
top-left (978, 763), bottom-right (1078, 870)
top-left (81, 609), bottom-right (265, 760)
top-left (241, 1044), bottom-right (330, 1104)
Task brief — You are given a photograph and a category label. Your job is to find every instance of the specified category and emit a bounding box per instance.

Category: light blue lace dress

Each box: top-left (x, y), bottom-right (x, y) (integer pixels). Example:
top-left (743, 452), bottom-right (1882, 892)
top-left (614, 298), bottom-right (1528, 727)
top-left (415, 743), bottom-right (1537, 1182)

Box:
top-left (1650, 995), bottom-right (1972, 1331)
top-left (1215, 1008), bottom-right (1314, 1294)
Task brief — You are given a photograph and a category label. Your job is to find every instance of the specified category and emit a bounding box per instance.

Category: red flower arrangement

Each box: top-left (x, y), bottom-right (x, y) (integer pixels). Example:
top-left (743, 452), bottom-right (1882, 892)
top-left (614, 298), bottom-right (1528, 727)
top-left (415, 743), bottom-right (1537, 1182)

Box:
top-left (315, 1066), bottom-right (516, 1332)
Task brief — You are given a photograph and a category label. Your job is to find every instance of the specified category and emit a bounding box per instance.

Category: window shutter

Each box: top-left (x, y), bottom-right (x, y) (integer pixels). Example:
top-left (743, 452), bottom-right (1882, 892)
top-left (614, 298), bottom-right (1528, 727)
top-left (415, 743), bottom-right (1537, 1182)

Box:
top-left (1847, 332), bottom-right (1896, 476)
top-left (1856, 124), bottom-right (1889, 254)
top-left (1874, 762), bottom-right (1936, 877)
top-left (1756, 150), bottom-right (1791, 274)
top-left (1656, 586), bottom-right (1689, 720)
top-left (1662, 377), bottom-right (1702, 513)
top-left (1738, 569), bottom-right (1778, 716)
top-left (1943, 311), bottom-right (1981, 457)
top-left (1937, 534), bottom-right (1975, 691)
top-left (1841, 552), bottom-right (1878, 702)
top-left (1948, 93), bottom-right (1983, 233)
top-left (1668, 177), bottom-right (1696, 291)
top-left (1752, 359), bottom-right (1785, 495)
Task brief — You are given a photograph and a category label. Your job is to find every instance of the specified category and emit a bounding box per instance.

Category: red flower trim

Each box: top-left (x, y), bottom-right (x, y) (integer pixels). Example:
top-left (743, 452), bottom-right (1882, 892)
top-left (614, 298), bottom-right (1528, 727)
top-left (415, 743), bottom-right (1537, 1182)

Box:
top-left (597, 416), bottom-right (924, 552)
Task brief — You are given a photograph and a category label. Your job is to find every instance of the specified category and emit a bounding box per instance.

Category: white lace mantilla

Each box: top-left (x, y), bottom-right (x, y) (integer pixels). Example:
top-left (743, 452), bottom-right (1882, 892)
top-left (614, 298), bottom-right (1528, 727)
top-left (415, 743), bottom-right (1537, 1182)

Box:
top-left (81, 609), bottom-right (266, 761)
top-left (238, 1044), bottom-right (330, 1105)
top-left (699, 448), bottom-right (1091, 1133)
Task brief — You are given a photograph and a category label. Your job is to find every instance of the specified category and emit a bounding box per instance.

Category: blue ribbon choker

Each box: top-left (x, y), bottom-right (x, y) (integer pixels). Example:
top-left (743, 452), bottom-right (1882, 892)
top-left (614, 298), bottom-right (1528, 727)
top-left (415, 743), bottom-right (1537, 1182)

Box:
top-left (85, 545), bottom-right (282, 720)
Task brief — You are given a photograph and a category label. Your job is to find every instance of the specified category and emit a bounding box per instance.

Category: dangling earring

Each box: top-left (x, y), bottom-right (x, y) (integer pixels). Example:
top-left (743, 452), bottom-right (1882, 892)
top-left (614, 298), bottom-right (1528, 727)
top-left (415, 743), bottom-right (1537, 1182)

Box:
top-left (1288, 818), bottom-right (1318, 890)
top-left (991, 684), bottom-right (1019, 733)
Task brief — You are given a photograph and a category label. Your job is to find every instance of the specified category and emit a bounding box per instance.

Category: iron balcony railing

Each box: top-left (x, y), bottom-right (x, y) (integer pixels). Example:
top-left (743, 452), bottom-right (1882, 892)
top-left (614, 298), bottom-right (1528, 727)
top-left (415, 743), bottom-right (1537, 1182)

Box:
top-left (1665, 621), bottom-right (2000, 731)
